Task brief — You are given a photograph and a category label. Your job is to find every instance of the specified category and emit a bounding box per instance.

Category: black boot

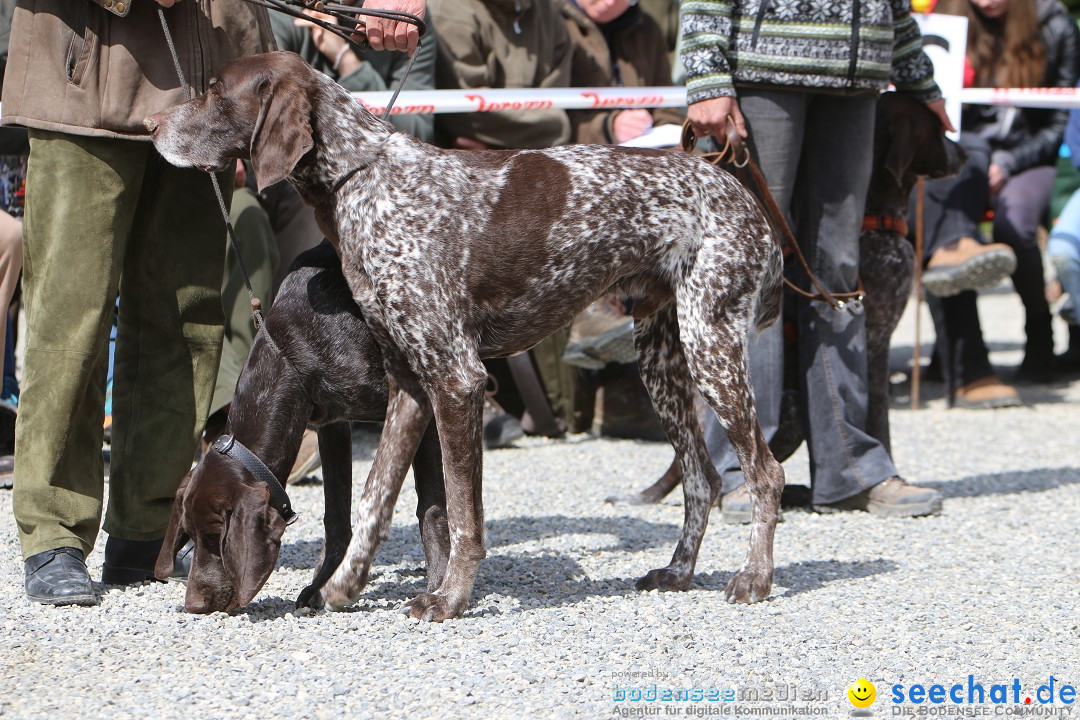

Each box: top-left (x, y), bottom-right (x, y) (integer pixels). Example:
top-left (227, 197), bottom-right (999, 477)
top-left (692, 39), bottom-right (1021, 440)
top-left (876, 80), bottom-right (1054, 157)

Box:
top-left (102, 536), bottom-right (194, 585)
top-left (1015, 314), bottom-right (1058, 383)
top-left (24, 547), bottom-right (98, 606)
top-left (1058, 324), bottom-right (1080, 372)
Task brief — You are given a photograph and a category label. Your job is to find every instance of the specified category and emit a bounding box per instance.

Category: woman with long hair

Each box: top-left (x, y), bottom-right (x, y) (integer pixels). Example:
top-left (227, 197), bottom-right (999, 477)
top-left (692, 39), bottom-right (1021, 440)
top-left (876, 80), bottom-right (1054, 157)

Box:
top-left (918, 0), bottom-right (1079, 407)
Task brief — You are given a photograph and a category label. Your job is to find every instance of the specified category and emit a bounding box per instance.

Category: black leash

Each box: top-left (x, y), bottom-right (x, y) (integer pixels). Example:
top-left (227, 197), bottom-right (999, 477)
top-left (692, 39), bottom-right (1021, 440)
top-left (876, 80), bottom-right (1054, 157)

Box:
top-left (156, 2), bottom-right (427, 331)
top-left (238, 0), bottom-right (426, 122)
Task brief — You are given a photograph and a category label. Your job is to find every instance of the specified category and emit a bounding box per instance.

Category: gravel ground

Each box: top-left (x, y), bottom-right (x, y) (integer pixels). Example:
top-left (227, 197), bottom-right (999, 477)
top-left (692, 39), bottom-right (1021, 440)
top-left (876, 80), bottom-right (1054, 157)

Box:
top-left (1, 287), bottom-right (1079, 720)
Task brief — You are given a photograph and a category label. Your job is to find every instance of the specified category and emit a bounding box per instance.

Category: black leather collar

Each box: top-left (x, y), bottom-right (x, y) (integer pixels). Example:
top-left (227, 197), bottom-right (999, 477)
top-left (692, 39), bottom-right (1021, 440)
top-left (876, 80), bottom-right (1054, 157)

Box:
top-left (211, 434), bottom-right (299, 525)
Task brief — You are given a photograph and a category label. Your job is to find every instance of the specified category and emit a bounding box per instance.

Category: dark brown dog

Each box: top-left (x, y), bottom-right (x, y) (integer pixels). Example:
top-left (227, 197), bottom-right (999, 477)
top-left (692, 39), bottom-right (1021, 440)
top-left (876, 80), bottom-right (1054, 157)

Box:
top-left (147, 51), bottom-right (784, 621)
top-left (611, 91), bottom-right (967, 506)
top-left (155, 241), bottom-right (448, 613)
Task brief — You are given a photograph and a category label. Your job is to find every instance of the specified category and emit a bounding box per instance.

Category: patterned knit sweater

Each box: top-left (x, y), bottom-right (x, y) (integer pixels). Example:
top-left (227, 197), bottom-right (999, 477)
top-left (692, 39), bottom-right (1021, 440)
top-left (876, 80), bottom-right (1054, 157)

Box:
top-left (681, 0), bottom-right (941, 104)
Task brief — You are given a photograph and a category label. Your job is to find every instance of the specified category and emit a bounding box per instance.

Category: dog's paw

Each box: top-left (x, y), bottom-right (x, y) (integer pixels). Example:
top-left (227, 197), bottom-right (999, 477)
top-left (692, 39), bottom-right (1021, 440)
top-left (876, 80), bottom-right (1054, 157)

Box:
top-left (405, 591), bottom-right (466, 622)
top-left (724, 569), bottom-right (772, 604)
top-left (605, 491), bottom-right (659, 506)
top-left (319, 579), bottom-right (363, 611)
top-left (635, 567), bottom-right (692, 592)
top-left (296, 583), bottom-right (325, 609)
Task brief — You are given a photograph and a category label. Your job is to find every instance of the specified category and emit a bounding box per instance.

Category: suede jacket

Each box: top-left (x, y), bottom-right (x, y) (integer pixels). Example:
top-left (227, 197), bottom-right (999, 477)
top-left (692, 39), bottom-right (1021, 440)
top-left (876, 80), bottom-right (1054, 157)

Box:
top-left (558, 0), bottom-right (683, 144)
top-left (2, 0), bottom-right (275, 140)
top-left (429, 0), bottom-right (572, 149)
top-left (681, 0), bottom-right (941, 105)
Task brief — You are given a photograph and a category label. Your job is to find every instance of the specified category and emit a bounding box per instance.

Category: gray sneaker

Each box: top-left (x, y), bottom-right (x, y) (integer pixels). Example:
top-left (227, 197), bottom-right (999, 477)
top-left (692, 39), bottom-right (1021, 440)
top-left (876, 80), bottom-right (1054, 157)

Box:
top-left (816, 476), bottom-right (942, 518)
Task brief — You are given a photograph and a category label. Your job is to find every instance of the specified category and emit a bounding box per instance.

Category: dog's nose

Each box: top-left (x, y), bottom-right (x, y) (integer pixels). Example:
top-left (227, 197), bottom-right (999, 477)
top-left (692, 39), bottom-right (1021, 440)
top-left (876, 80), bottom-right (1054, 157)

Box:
top-left (144, 116), bottom-right (159, 132)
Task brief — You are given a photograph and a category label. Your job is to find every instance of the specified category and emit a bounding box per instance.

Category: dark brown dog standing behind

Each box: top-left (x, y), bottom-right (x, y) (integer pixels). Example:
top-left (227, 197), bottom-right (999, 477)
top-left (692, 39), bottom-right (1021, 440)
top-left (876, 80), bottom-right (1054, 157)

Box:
top-left (155, 242), bottom-right (448, 613)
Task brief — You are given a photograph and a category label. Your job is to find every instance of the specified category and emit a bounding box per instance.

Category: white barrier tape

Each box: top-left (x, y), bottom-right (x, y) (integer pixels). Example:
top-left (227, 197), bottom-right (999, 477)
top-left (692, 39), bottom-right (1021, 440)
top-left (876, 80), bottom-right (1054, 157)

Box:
top-left (955, 87), bottom-right (1080, 109)
top-left (352, 87), bottom-right (686, 115)
top-left (351, 85), bottom-right (1080, 115)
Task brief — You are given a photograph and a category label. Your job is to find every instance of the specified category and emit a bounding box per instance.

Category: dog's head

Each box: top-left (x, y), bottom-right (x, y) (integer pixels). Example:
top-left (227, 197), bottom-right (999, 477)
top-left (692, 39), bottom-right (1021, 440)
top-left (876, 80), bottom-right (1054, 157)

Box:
top-left (156, 452), bottom-right (288, 613)
top-left (145, 51), bottom-right (319, 191)
top-left (875, 91), bottom-right (967, 193)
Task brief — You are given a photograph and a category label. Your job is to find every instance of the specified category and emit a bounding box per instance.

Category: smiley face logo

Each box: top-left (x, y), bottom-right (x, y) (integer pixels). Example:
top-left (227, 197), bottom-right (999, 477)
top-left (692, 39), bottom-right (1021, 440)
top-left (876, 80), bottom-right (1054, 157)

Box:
top-left (848, 679), bottom-right (876, 708)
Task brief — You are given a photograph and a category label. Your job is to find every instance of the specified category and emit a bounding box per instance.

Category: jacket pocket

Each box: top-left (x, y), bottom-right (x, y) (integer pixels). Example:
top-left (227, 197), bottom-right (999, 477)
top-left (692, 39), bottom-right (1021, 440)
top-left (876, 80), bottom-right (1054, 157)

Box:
top-left (64, 1), bottom-right (96, 86)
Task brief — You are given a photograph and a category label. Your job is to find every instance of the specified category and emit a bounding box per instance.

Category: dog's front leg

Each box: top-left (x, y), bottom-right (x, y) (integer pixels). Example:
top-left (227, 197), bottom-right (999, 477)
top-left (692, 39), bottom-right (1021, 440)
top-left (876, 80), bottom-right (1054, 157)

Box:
top-left (413, 421), bottom-right (450, 591)
top-left (405, 361), bottom-right (488, 622)
top-left (319, 384), bottom-right (432, 610)
top-left (297, 422), bottom-right (353, 608)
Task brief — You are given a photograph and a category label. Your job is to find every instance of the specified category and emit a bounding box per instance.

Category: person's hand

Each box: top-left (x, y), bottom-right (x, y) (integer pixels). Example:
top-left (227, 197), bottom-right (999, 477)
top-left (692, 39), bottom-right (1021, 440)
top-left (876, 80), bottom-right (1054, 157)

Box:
top-left (155, 0), bottom-right (179, 6)
top-left (294, 12), bottom-right (362, 75)
top-left (988, 163), bottom-right (1007, 196)
top-left (453, 136), bottom-right (488, 150)
top-left (925, 98), bottom-right (956, 134)
top-left (611, 109), bottom-right (653, 144)
top-left (358, 0), bottom-right (425, 54)
top-left (687, 96), bottom-right (747, 143)
top-left (234, 159), bottom-right (247, 189)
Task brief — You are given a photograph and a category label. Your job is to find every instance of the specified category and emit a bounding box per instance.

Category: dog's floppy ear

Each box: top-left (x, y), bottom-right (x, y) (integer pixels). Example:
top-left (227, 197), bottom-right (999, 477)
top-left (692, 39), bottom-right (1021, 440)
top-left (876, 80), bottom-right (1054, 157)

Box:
top-left (250, 77), bottom-right (314, 192)
top-left (881, 117), bottom-right (914, 190)
top-left (155, 472), bottom-right (193, 580)
top-left (220, 484), bottom-right (288, 607)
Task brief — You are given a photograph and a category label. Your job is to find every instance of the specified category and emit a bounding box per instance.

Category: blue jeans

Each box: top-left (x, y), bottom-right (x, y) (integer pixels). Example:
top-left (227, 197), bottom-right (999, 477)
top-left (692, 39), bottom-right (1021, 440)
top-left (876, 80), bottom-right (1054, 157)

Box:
top-left (1050, 187), bottom-right (1080, 326)
top-left (703, 88), bottom-right (897, 505)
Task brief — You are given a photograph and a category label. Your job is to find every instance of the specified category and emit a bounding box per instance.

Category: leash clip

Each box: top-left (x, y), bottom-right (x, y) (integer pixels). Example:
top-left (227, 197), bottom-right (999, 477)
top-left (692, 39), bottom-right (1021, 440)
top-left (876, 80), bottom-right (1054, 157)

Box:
top-left (836, 296), bottom-right (865, 315)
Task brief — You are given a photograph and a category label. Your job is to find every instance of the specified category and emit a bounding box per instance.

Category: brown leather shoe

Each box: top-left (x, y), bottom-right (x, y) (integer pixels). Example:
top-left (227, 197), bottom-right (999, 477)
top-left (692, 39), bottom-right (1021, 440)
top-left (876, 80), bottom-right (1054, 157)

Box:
top-left (953, 376), bottom-right (1021, 409)
top-left (923, 236), bottom-right (1016, 297)
top-left (817, 477), bottom-right (942, 517)
top-left (287, 428), bottom-right (322, 484)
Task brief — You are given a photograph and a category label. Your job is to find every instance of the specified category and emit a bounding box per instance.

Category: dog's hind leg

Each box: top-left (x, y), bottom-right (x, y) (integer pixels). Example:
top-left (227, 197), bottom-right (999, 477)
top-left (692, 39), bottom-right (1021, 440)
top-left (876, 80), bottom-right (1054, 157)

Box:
top-left (297, 421), bottom-right (353, 608)
top-left (413, 420), bottom-right (450, 591)
top-left (633, 303), bottom-right (720, 592)
top-left (320, 382), bottom-right (433, 610)
top-left (605, 457), bottom-right (683, 505)
top-left (405, 356), bottom-right (489, 622)
top-left (679, 298), bottom-right (784, 604)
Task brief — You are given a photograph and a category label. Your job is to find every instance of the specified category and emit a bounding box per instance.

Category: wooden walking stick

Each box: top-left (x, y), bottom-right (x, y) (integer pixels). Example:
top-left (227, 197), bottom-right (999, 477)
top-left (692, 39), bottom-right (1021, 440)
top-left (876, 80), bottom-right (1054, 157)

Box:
top-left (912, 176), bottom-right (926, 410)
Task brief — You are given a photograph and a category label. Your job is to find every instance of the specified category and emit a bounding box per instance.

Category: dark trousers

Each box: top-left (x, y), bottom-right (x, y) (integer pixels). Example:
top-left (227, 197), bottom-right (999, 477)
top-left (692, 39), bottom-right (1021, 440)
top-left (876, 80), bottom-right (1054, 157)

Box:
top-left (919, 136), bottom-right (1056, 389)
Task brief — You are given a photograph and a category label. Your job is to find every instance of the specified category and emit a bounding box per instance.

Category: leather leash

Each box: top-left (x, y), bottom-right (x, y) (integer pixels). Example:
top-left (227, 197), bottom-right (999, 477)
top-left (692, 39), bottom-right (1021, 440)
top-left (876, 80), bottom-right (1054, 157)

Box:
top-left (680, 120), bottom-right (866, 314)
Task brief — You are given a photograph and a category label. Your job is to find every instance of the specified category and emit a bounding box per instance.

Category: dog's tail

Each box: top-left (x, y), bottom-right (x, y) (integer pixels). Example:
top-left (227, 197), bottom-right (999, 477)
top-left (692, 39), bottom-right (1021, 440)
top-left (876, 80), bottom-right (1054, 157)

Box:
top-left (755, 233), bottom-right (783, 330)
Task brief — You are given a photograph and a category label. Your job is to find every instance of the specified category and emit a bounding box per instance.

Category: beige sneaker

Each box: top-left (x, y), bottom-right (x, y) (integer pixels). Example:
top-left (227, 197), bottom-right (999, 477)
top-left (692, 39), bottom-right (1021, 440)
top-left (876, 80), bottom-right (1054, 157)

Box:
top-left (720, 485), bottom-right (784, 524)
top-left (953, 376), bottom-right (1021, 409)
top-left (817, 477), bottom-right (942, 517)
top-left (287, 428), bottom-right (322, 484)
top-left (923, 236), bottom-right (1016, 297)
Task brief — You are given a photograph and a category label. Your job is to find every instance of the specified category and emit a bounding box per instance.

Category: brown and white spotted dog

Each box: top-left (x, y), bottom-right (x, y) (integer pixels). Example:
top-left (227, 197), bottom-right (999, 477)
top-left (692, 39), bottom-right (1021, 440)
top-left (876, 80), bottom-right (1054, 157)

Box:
top-left (146, 51), bottom-right (785, 621)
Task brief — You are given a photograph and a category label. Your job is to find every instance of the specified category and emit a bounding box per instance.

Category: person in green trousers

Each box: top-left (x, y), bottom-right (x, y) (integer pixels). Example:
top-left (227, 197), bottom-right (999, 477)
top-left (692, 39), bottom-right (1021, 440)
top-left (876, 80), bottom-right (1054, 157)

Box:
top-left (1, 0), bottom-right (274, 605)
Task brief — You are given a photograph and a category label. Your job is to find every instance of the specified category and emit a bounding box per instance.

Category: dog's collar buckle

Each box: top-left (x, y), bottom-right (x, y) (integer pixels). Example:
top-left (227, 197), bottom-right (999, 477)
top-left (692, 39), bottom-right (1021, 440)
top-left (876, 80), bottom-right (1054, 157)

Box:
top-left (211, 434), bottom-right (300, 526)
